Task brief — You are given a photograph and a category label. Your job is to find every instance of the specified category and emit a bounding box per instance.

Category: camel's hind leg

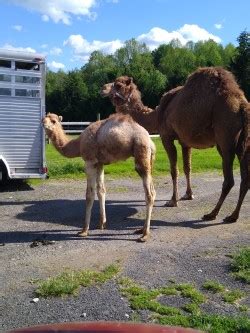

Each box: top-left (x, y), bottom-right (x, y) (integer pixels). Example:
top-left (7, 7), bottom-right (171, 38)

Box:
top-left (161, 137), bottom-right (179, 206)
top-left (203, 149), bottom-right (235, 221)
top-left (224, 153), bottom-right (248, 222)
top-left (181, 146), bottom-right (194, 200)
top-left (134, 149), bottom-right (156, 242)
top-left (96, 165), bottom-right (107, 230)
top-left (78, 162), bottom-right (97, 237)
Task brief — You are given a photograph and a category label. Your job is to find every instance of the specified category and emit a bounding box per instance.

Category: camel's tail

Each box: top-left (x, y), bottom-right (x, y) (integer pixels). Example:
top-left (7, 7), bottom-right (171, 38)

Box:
top-left (157, 86), bottom-right (183, 129)
top-left (240, 101), bottom-right (250, 188)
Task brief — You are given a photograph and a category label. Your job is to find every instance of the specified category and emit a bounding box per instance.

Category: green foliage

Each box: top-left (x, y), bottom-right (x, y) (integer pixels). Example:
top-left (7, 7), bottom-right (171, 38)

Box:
top-left (230, 31), bottom-right (250, 99)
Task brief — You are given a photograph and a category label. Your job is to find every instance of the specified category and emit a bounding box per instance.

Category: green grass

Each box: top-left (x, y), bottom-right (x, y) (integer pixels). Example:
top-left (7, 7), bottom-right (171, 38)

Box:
top-left (222, 289), bottom-right (245, 304)
top-left (230, 247), bottom-right (250, 284)
top-left (46, 137), bottom-right (240, 179)
top-left (203, 280), bottom-right (226, 293)
top-left (35, 264), bottom-right (119, 297)
top-left (118, 277), bottom-right (249, 333)
top-left (157, 313), bottom-right (250, 333)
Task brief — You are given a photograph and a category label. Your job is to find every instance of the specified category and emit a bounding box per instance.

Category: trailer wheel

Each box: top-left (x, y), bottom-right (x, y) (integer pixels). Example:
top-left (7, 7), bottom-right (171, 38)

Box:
top-left (0, 161), bottom-right (8, 184)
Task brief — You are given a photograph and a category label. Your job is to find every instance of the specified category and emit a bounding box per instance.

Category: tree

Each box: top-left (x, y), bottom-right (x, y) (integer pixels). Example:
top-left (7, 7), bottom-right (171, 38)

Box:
top-left (230, 31), bottom-right (250, 99)
top-left (194, 40), bottom-right (223, 67)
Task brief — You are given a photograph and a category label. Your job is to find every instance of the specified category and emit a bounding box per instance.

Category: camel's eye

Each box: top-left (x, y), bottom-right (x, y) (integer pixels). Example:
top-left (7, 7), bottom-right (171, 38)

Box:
top-left (51, 120), bottom-right (56, 124)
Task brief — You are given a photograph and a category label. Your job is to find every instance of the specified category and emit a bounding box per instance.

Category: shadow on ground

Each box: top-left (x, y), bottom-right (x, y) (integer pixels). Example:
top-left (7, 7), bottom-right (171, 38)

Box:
top-left (0, 179), bottom-right (34, 192)
top-left (0, 196), bottom-right (226, 245)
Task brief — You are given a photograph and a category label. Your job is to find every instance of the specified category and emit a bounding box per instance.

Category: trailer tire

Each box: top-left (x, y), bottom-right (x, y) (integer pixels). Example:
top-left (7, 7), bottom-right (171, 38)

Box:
top-left (0, 161), bottom-right (8, 184)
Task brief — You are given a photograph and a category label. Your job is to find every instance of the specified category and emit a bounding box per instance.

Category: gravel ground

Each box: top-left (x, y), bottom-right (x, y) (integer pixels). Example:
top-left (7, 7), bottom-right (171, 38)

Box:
top-left (0, 172), bottom-right (249, 332)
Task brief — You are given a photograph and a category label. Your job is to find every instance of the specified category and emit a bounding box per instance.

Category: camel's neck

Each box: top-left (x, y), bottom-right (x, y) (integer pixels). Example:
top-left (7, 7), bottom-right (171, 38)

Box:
top-left (49, 127), bottom-right (81, 158)
top-left (116, 101), bottom-right (159, 134)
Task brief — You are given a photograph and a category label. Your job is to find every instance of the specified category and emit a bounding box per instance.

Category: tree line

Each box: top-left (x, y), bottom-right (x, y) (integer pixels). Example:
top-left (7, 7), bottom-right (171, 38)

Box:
top-left (46, 31), bottom-right (249, 121)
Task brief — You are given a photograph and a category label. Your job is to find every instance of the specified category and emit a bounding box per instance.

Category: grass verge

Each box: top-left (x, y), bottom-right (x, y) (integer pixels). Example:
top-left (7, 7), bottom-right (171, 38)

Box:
top-left (46, 137), bottom-right (240, 179)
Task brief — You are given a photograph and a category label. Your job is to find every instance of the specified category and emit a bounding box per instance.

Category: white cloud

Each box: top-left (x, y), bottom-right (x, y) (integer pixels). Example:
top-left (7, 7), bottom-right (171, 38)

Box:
top-left (214, 23), bottom-right (223, 30)
top-left (178, 24), bottom-right (221, 43)
top-left (48, 60), bottom-right (65, 70)
top-left (12, 25), bottom-right (23, 32)
top-left (137, 27), bottom-right (187, 49)
top-left (50, 47), bottom-right (63, 55)
top-left (137, 24), bottom-right (221, 50)
top-left (64, 34), bottom-right (123, 55)
top-left (1, 43), bottom-right (36, 53)
top-left (9, 0), bottom-right (97, 25)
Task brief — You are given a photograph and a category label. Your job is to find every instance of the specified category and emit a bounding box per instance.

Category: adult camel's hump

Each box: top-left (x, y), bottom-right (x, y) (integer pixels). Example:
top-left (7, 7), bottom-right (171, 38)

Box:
top-left (158, 66), bottom-right (249, 151)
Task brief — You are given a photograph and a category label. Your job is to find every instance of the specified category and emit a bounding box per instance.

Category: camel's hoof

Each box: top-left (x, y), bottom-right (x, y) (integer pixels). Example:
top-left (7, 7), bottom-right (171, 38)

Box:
top-left (164, 200), bottom-right (178, 207)
top-left (137, 236), bottom-right (148, 243)
top-left (223, 216), bottom-right (238, 223)
top-left (99, 223), bottom-right (107, 230)
top-left (134, 228), bottom-right (144, 235)
top-left (202, 213), bottom-right (216, 221)
top-left (181, 194), bottom-right (194, 201)
top-left (77, 231), bottom-right (88, 237)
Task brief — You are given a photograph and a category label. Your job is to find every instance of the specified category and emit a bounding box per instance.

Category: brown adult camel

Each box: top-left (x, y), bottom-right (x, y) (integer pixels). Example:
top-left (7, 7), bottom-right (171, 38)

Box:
top-left (101, 77), bottom-right (192, 204)
top-left (43, 113), bottom-right (156, 242)
top-left (102, 67), bottom-right (250, 222)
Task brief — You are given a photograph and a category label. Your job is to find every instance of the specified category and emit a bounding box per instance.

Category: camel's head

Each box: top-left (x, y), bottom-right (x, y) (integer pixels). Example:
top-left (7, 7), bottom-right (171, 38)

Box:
top-left (100, 82), bottom-right (113, 97)
top-left (101, 76), bottom-right (134, 106)
top-left (42, 113), bottom-right (63, 134)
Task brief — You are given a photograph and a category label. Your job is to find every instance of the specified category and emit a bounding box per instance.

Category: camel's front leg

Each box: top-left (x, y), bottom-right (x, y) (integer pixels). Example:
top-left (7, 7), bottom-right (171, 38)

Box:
top-left (78, 163), bottom-right (97, 237)
top-left (162, 138), bottom-right (179, 206)
top-left (138, 174), bottom-right (156, 242)
top-left (96, 165), bottom-right (107, 230)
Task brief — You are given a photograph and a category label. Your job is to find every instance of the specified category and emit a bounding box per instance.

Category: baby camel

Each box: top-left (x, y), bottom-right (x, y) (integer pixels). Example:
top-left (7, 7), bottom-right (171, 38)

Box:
top-left (43, 113), bottom-right (156, 242)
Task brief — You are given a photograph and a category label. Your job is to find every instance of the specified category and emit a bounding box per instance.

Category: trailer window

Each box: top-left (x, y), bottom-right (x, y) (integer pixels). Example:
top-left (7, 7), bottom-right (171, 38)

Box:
top-left (0, 88), bottom-right (11, 96)
top-left (0, 74), bottom-right (11, 82)
top-left (15, 61), bottom-right (40, 71)
top-left (15, 76), bottom-right (40, 84)
top-left (0, 59), bottom-right (11, 68)
top-left (15, 89), bottom-right (40, 97)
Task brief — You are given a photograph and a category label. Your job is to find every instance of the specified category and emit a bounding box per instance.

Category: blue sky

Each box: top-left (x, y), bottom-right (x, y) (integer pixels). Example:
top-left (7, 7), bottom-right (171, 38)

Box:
top-left (0, 0), bottom-right (249, 71)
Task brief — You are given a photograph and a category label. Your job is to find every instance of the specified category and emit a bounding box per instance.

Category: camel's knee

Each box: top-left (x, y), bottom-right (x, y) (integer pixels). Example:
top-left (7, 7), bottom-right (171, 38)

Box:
top-left (97, 183), bottom-right (106, 197)
top-left (86, 186), bottom-right (95, 202)
top-left (222, 178), bottom-right (234, 193)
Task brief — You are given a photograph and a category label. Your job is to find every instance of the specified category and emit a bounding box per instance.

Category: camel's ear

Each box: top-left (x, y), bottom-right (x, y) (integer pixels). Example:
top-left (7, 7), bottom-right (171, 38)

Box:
top-left (126, 77), bottom-right (133, 85)
top-left (59, 116), bottom-right (63, 122)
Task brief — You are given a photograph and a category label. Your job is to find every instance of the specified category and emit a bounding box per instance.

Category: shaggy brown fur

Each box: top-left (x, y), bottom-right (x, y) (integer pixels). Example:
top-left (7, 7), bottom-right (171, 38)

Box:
top-left (101, 77), bottom-right (194, 203)
top-left (158, 66), bottom-right (249, 222)
top-left (43, 113), bottom-right (156, 242)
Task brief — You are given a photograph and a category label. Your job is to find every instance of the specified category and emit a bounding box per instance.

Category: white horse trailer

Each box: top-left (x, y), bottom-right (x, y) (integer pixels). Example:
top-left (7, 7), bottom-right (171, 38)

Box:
top-left (0, 49), bottom-right (47, 182)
